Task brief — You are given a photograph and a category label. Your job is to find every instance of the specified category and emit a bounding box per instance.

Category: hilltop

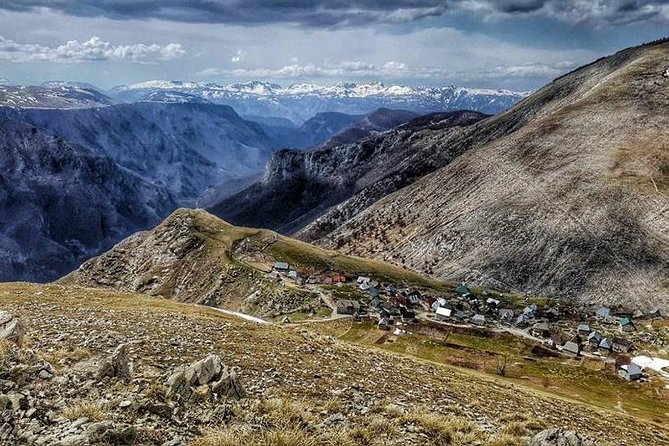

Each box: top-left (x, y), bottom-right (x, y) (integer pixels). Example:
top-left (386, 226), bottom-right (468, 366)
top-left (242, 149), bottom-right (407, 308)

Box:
top-left (60, 209), bottom-right (443, 317)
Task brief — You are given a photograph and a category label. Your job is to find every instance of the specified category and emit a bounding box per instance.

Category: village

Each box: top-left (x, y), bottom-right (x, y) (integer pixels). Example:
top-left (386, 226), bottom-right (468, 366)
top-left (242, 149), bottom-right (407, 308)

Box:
top-left (270, 261), bottom-right (669, 387)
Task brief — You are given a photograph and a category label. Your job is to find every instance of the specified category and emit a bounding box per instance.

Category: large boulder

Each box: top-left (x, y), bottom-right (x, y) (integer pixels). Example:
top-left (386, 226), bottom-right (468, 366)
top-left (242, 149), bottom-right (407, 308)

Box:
top-left (166, 354), bottom-right (245, 402)
top-left (191, 355), bottom-right (223, 386)
top-left (529, 428), bottom-right (590, 446)
top-left (98, 344), bottom-right (132, 380)
top-left (0, 312), bottom-right (25, 347)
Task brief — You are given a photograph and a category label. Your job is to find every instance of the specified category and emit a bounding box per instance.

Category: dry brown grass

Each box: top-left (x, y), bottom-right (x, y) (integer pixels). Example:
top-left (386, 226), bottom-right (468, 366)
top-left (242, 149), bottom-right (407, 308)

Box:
top-left (193, 428), bottom-right (321, 446)
top-left (61, 400), bottom-right (109, 422)
top-left (0, 340), bottom-right (12, 370)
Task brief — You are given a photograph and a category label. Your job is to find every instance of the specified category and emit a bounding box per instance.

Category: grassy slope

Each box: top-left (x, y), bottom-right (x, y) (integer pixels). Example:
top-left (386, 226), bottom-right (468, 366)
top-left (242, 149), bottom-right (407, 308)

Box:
top-left (2, 282), bottom-right (668, 445)
top-left (313, 319), bottom-right (669, 426)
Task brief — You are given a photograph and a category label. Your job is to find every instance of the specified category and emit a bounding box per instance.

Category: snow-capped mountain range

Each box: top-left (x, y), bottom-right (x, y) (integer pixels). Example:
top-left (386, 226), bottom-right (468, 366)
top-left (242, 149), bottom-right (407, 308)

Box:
top-left (0, 84), bottom-right (116, 109)
top-left (109, 80), bottom-right (529, 122)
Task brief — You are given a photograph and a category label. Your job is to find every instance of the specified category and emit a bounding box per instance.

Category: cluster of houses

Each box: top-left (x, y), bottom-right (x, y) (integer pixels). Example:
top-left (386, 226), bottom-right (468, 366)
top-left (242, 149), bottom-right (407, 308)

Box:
top-left (273, 265), bottom-right (667, 384)
top-left (272, 261), bottom-right (300, 281)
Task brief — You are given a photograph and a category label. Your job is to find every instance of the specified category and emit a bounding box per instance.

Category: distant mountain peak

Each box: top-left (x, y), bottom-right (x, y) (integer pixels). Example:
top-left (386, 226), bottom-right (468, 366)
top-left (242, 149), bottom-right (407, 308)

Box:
top-left (107, 80), bottom-right (527, 122)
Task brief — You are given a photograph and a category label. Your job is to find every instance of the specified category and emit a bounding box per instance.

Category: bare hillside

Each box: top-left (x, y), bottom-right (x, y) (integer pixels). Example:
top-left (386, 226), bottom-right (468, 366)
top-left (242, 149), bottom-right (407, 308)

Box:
top-left (317, 41), bottom-right (669, 310)
top-left (60, 208), bottom-right (443, 316)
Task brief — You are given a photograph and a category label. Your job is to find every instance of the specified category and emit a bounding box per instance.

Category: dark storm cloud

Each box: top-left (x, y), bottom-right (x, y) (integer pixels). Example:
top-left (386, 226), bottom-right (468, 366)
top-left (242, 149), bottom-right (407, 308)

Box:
top-left (1, 0), bottom-right (668, 27)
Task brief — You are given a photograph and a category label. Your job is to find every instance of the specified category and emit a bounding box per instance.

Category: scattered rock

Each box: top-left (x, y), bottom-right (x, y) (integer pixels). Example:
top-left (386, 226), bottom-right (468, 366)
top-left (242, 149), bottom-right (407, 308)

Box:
top-left (0, 311), bottom-right (25, 346)
top-left (530, 428), bottom-right (590, 446)
top-left (86, 421), bottom-right (136, 445)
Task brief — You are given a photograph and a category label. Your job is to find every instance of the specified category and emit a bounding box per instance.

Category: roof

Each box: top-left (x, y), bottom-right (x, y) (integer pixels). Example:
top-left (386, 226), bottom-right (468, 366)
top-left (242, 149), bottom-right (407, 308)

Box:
top-left (563, 341), bottom-right (580, 354)
top-left (273, 261), bottom-right (289, 270)
top-left (620, 363), bottom-right (642, 375)
top-left (472, 314), bottom-right (485, 322)
top-left (619, 317), bottom-right (634, 326)
top-left (337, 299), bottom-right (360, 309)
top-left (595, 307), bottom-right (610, 317)
top-left (577, 324), bottom-right (590, 331)
top-left (588, 331), bottom-right (602, 341)
top-left (456, 283), bottom-right (471, 296)
top-left (533, 322), bottom-right (550, 331)
top-left (612, 337), bottom-right (633, 346)
top-left (436, 307), bottom-right (452, 317)
top-left (599, 338), bottom-right (612, 348)
top-left (357, 276), bottom-right (371, 283)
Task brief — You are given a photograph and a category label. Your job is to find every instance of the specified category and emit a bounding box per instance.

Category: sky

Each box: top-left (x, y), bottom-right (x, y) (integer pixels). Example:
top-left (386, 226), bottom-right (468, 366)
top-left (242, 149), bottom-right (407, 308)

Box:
top-left (1, 1), bottom-right (669, 91)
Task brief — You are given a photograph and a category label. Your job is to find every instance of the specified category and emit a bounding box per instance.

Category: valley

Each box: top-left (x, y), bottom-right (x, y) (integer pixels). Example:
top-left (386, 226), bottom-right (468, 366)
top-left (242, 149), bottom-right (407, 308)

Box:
top-left (0, 23), bottom-right (668, 446)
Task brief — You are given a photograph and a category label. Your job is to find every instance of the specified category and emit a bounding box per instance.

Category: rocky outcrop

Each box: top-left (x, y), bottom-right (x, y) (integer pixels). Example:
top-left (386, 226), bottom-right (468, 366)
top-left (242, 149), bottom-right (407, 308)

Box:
top-left (167, 354), bottom-right (245, 402)
top-left (211, 110), bottom-right (487, 234)
top-left (530, 428), bottom-right (590, 446)
top-left (0, 311), bottom-right (25, 346)
top-left (97, 344), bottom-right (132, 380)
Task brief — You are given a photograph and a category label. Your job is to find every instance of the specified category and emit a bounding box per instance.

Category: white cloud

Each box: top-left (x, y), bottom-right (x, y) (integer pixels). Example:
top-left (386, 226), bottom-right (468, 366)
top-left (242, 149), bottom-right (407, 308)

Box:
top-left (198, 59), bottom-right (576, 81)
top-left (0, 36), bottom-right (185, 63)
top-left (231, 49), bottom-right (245, 63)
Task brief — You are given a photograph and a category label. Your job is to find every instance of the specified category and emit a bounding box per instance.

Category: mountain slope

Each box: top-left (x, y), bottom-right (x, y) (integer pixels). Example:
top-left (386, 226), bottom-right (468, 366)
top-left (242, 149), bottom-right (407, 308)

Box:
top-left (0, 102), bottom-right (278, 203)
top-left (4, 282), bottom-right (667, 445)
top-left (210, 110), bottom-right (488, 234)
top-left (109, 80), bottom-right (527, 122)
top-left (0, 84), bottom-right (115, 108)
top-left (316, 40), bottom-right (669, 309)
top-left (60, 208), bottom-right (438, 315)
top-left (0, 119), bottom-right (174, 282)
top-left (318, 108), bottom-right (419, 149)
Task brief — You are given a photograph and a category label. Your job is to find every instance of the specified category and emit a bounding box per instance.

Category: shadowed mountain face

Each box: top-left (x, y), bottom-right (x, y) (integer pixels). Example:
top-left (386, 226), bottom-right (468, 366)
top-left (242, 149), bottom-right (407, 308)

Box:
top-left (0, 119), bottom-right (175, 282)
top-left (209, 110), bottom-right (488, 234)
top-left (312, 41), bottom-right (669, 309)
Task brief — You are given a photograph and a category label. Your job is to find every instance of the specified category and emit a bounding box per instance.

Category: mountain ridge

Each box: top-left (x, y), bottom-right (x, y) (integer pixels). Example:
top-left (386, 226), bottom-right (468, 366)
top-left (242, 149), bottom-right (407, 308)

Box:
top-left (311, 40), bottom-right (669, 309)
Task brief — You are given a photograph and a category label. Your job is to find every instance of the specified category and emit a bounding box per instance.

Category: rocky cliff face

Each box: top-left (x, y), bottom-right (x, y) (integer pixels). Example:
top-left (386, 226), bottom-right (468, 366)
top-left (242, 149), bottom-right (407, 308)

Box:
top-left (317, 40), bottom-right (669, 309)
top-left (210, 110), bottom-right (488, 234)
top-left (0, 119), bottom-right (174, 282)
top-left (0, 103), bottom-right (278, 204)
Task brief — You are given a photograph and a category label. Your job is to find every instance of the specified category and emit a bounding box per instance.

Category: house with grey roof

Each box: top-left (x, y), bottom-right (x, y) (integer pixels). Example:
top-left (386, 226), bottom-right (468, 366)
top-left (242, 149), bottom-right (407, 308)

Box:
top-left (595, 307), bottom-right (610, 320)
top-left (531, 322), bottom-right (551, 338)
top-left (498, 308), bottom-right (514, 323)
top-left (598, 338), bottom-right (612, 352)
top-left (471, 314), bottom-right (486, 326)
top-left (612, 337), bottom-right (635, 353)
top-left (273, 261), bottom-right (289, 271)
top-left (337, 299), bottom-right (361, 315)
top-left (618, 363), bottom-right (642, 381)
top-left (587, 331), bottom-right (603, 349)
top-left (562, 341), bottom-right (581, 356)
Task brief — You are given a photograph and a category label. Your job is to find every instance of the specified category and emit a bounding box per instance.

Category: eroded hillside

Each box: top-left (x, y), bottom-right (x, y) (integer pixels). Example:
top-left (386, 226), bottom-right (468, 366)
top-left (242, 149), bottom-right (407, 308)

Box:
top-left (312, 40), bottom-right (669, 309)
